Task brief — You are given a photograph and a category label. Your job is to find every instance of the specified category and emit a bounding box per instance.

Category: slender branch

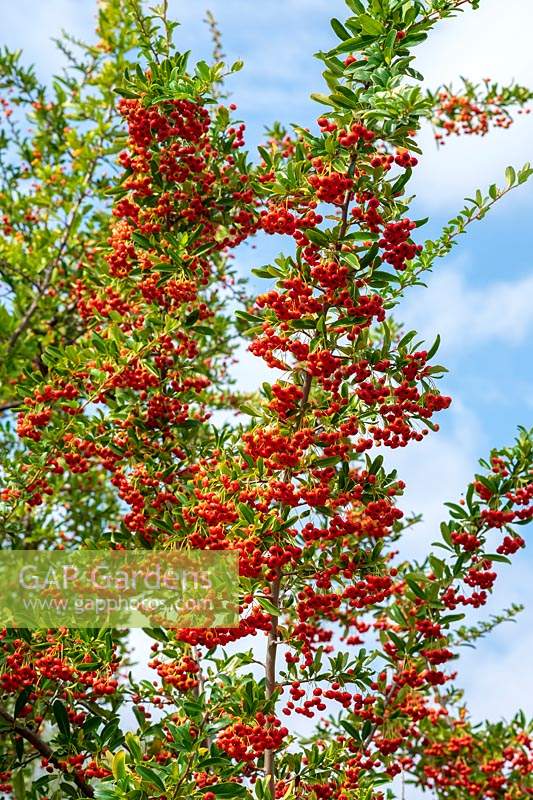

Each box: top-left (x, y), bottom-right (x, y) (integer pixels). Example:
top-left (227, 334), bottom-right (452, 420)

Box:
top-left (264, 367), bottom-right (313, 798)
top-left (6, 263), bottom-right (55, 354)
top-left (0, 704), bottom-right (94, 797)
top-left (357, 661), bottom-right (408, 757)
top-left (204, 10), bottom-right (226, 64)
top-left (406, 179), bottom-right (519, 288)
top-left (0, 400), bottom-right (20, 414)
top-left (264, 572), bottom-right (281, 799)
top-left (338, 154), bottom-right (358, 242)
top-left (426, 0), bottom-right (472, 23)
top-left (6, 155), bottom-right (100, 357)
top-left (295, 371), bottom-right (313, 428)
top-left (129, 0), bottom-right (161, 64)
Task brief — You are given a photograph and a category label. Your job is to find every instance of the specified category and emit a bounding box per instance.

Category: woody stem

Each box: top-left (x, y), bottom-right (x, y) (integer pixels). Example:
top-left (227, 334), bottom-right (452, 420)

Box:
top-left (0, 705), bottom-right (94, 797)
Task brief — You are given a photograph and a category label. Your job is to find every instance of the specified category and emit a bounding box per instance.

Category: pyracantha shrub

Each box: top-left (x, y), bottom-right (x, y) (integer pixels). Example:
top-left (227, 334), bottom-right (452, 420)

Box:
top-left (0, 1), bottom-right (531, 799)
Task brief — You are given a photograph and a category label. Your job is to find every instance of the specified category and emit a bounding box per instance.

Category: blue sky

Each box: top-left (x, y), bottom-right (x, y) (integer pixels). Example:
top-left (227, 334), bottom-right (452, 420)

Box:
top-left (3, 0), bottom-right (533, 726)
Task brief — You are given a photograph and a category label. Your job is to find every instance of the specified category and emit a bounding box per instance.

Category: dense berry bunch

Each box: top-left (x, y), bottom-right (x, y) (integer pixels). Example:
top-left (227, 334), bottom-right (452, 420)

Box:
top-left (432, 79), bottom-right (533, 143)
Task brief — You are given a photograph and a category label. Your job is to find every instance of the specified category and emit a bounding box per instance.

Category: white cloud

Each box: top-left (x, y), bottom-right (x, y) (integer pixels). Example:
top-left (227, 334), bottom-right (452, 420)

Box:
top-left (411, 116), bottom-right (533, 211)
top-left (1, 0), bottom-right (94, 76)
top-left (385, 399), bottom-right (483, 558)
top-left (401, 260), bottom-right (533, 354)
top-left (453, 551), bottom-right (533, 721)
top-left (416, 0), bottom-right (533, 87)
top-left (229, 342), bottom-right (276, 394)
top-left (412, 0), bottom-right (533, 208)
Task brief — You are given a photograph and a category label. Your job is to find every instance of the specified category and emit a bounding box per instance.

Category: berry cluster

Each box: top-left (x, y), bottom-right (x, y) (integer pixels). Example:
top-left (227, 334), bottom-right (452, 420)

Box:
top-left (217, 714), bottom-right (288, 761)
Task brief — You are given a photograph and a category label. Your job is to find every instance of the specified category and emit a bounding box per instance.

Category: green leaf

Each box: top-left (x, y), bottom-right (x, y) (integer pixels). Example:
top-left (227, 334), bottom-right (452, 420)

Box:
top-left (14, 687), bottom-right (32, 719)
top-left (196, 60), bottom-right (211, 81)
top-left (125, 732), bottom-right (143, 762)
top-left (201, 784), bottom-right (249, 798)
top-left (388, 630), bottom-right (405, 651)
top-left (518, 162), bottom-right (533, 184)
top-left (390, 167), bottom-right (412, 195)
top-left (131, 232), bottom-right (153, 250)
top-left (185, 309), bottom-right (200, 327)
top-left (235, 310), bottom-right (263, 324)
top-left (113, 86), bottom-right (141, 99)
top-left (310, 92), bottom-right (336, 107)
top-left (136, 764), bottom-right (166, 793)
top-left (60, 783), bottom-right (83, 799)
top-left (405, 576), bottom-right (426, 598)
top-left (383, 28), bottom-right (397, 63)
top-left (15, 737), bottom-right (23, 763)
top-left (440, 522), bottom-right (452, 546)
top-left (239, 503), bottom-right (256, 524)
top-left (52, 699), bottom-right (70, 739)
top-left (331, 92), bottom-right (358, 109)
top-left (444, 502), bottom-right (468, 520)
top-left (335, 85), bottom-right (359, 105)
top-left (484, 553), bottom-right (512, 565)
top-left (349, 231), bottom-right (380, 241)
top-left (256, 596), bottom-right (280, 616)
top-left (340, 720), bottom-right (359, 739)
top-left (441, 613), bottom-right (466, 625)
top-left (398, 330), bottom-right (417, 350)
top-left (369, 454), bottom-right (383, 475)
top-left (312, 455), bottom-right (340, 467)
top-left (358, 14), bottom-right (384, 35)
top-left (330, 37), bottom-right (365, 54)
top-left (346, 0), bottom-right (365, 11)
top-left (426, 334), bottom-right (441, 360)
top-left (252, 265), bottom-right (284, 279)
top-left (143, 627), bottom-right (169, 643)
top-left (112, 751), bottom-right (127, 782)
top-left (76, 661), bottom-right (101, 672)
top-left (331, 18), bottom-right (351, 40)
top-left (12, 770), bottom-right (25, 800)
top-left (369, 270), bottom-right (400, 284)
top-left (304, 228), bottom-right (330, 245)
top-left (240, 404), bottom-right (260, 417)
